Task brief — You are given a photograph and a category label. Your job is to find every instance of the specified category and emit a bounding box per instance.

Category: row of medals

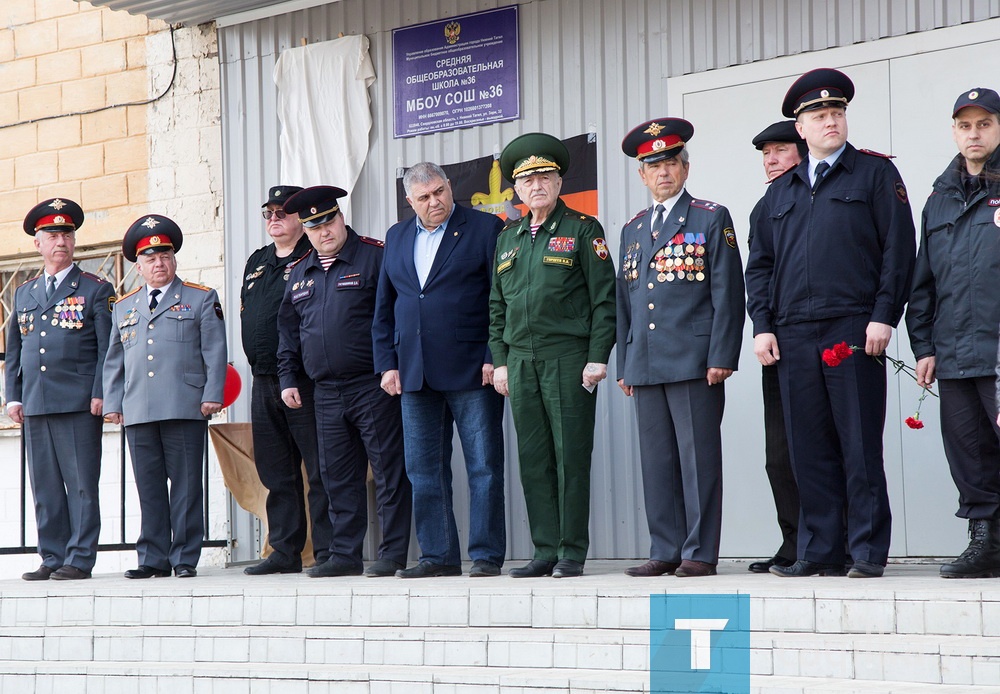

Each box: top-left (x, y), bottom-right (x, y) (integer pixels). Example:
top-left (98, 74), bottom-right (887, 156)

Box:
top-left (118, 307), bottom-right (139, 343)
top-left (18, 298), bottom-right (88, 334)
top-left (625, 242), bottom-right (708, 283)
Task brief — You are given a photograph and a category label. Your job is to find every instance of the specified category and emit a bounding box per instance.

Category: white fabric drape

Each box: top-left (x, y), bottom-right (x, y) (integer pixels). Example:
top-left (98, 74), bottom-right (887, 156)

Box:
top-left (273, 35), bottom-right (376, 224)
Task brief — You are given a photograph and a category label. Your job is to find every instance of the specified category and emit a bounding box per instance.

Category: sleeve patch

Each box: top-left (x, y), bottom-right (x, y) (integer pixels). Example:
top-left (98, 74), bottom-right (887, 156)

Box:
top-left (724, 228), bottom-right (737, 249)
top-left (107, 297), bottom-right (117, 312)
top-left (214, 302), bottom-right (224, 320)
top-left (592, 238), bottom-right (610, 260)
top-left (894, 181), bottom-right (908, 204)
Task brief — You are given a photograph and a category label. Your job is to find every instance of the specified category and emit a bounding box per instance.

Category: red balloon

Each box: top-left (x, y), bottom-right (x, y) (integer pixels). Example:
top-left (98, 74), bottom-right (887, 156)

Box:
top-left (223, 364), bottom-right (242, 408)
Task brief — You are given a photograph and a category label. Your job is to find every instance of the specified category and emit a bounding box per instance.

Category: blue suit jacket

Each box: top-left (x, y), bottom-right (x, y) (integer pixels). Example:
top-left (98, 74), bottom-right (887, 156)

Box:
top-left (373, 204), bottom-right (503, 392)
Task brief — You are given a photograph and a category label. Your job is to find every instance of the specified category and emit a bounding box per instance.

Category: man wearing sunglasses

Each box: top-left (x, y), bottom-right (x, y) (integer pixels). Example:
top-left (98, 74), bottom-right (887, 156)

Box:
top-left (239, 185), bottom-right (333, 575)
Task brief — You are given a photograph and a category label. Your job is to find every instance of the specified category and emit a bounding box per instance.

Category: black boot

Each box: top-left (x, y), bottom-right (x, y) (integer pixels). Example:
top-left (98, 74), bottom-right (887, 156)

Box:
top-left (940, 519), bottom-right (1000, 578)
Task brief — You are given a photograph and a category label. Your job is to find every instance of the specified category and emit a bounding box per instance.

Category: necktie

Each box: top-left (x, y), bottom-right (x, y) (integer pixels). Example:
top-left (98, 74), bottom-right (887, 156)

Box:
top-left (149, 288), bottom-right (161, 311)
top-left (812, 161), bottom-right (830, 193)
top-left (651, 204), bottom-right (665, 241)
top-left (45, 276), bottom-right (55, 300)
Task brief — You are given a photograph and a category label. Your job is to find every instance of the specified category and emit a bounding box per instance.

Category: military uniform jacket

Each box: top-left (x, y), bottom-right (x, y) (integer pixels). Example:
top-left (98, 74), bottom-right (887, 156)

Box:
top-left (240, 234), bottom-right (313, 377)
top-left (103, 276), bottom-right (228, 424)
top-left (5, 265), bottom-right (114, 416)
top-left (616, 191), bottom-right (745, 385)
top-left (745, 143), bottom-right (916, 335)
top-left (276, 228), bottom-right (382, 389)
top-left (906, 146), bottom-right (1000, 380)
top-left (488, 198), bottom-right (616, 367)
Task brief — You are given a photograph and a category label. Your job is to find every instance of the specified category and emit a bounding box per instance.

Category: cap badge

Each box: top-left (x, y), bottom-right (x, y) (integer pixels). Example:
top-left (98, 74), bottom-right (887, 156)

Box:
top-left (49, 199), bottom-right (67, 210)
top-left (53, 215), bottom-right (65, 224)
top-left (310, 207), bottom-right (318, 214)
top-left (652, 139), bottom-right (666, 151)
top-left (141, 217), bottom-right (160, 229)
top-left (969, 90), bottom-right (979, 100)
top-left (149, 235), bottom-right (161, 245)
top-left (276, 190), bottom-right (282, 196)
top-left (820, 89), bottom-right (830, 98)
top-left (644, 122), bottom-right (665, 136)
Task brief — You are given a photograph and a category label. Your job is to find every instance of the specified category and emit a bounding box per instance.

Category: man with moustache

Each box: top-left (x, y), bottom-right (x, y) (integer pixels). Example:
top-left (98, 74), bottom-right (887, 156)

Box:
top-left (745, 68), bottom-right (916, 578)
top-left (616, 118), bottom-right (745, 578)
top-left (907, 88), bottom-right (1000, 578)
top-left (5, 198), bottom-right (113, 581)
top-left (746, 121), bottom-right (807, 574)
top-left (240, 185), bottom-right (333, 575)
top-left (277, 186), bottom-right (411, 578)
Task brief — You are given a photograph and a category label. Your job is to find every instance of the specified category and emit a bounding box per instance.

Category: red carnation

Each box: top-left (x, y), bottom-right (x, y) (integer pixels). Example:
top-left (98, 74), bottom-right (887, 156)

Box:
top-left (822, 349), bottom-right (841, 367)
top-left (833, 342), bottom-right (854, 360)
top-left (905, 416), bottom-right (924, 430)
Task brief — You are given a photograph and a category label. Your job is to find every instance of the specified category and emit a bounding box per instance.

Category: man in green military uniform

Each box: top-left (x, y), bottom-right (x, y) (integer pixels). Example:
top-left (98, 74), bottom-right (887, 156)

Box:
top-left (489, 132), bottom-right (616, 578)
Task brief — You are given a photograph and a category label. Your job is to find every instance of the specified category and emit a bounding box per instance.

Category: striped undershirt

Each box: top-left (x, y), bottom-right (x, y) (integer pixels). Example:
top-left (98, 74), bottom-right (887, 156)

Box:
top-left (318, 255), bottom-right (337, 271)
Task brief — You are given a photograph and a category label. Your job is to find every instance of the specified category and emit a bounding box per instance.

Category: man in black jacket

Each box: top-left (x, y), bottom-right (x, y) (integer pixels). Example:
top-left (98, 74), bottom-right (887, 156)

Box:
top-left (906, 88), bottom-right (1000, 578)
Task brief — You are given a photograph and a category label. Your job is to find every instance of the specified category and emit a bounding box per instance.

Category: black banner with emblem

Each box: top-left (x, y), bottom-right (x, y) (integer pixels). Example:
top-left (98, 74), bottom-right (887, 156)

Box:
top-left (394, 132), bottom-right (598, 224)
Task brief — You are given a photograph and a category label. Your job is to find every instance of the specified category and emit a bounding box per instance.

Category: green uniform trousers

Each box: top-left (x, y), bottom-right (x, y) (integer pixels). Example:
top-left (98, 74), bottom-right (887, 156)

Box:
top-left (508, 351), bottom-right (597, 563)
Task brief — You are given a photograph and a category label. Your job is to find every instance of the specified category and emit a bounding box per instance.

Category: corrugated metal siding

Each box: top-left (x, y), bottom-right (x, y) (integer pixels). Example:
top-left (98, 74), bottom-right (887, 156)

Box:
top-left (665, 0), bottom-right (1000, 75)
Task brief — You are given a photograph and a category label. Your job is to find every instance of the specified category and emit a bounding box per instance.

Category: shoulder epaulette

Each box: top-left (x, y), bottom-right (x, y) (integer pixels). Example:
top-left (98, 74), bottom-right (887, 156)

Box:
top-left (182, 281), bottom-right (211, 292)
top-left (119, 287), bottom-right (141, 301)
top-left (627, 208), bottom-right (646, 224)
top-left (287, 248), bottom-right (313, 269)
top-left (18, 275), bottom-right (42, 288)
top-left (768, 167), bottom-right (796, 184)
top-left (689, 199), bottom-right (722, 212)
top-left (859, 148), bottom-right (895, 159)
top-left (501, 218), bottom-right (521, 232)
top-left (359, 236), bottom-right (385, 248)
top-left (565, 210), bottom-right (597, 224)
top-left (79, 270), bottom-right (107, 283)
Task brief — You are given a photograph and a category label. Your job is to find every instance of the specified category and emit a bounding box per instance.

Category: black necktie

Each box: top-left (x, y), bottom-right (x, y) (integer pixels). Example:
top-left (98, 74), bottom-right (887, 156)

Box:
top-left (812, 161), bottom-right (830, 192)
top-left (45, 276), bottom-right (55, 300)
top-left (149, 288), bottom-right (161, 311)
top-left (651, 204), bottom-right (665, 241)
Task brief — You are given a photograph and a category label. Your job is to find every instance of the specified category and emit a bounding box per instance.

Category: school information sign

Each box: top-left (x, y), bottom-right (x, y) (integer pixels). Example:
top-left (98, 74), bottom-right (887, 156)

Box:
top-left (392, 6), bottom-right (519, 138)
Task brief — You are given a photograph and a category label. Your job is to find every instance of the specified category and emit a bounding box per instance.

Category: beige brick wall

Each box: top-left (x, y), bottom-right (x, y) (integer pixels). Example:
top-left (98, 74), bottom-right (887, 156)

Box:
top-left (0, 0), bottom-right (225, 301)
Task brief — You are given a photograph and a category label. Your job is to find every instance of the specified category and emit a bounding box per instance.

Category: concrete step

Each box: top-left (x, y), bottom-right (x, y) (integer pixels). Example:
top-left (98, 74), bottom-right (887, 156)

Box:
top-left (751, 675), bottom-right (1000, 693)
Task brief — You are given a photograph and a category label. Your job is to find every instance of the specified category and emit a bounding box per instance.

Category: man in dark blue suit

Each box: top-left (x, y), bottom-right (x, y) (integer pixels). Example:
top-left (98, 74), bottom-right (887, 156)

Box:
top-left (373, 162), bottom-right (506, 578)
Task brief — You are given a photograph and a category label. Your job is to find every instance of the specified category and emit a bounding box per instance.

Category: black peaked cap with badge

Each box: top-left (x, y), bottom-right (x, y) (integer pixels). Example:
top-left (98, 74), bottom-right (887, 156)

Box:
top-left (123, 214), bottom-right (184, 263)
top-left (621, 118), bottom-right (694, 163)
top-left (752, 120), bottom-right (807, 154)
top-left (283, 186), bottom-right (348, 228)
top-left (952, 87), bottom-right (1000, 118)
top-left (782, 68), bottom-right (855, 118)
top-left (262, 185), bottom-right (304, 208)
top-left (23, 198), bottom-right (85, 235)
top-left (499, 132), bottom-right (570, 183)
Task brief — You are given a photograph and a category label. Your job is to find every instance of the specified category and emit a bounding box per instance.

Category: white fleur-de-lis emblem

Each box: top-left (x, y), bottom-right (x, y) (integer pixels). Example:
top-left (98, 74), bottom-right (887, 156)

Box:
top-left (142, 217), bottom-right (160, 229)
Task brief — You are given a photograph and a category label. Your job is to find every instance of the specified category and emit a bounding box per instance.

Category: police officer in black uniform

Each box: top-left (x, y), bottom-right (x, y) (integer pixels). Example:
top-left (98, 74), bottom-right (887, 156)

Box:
top-left (746, 68), bottom-right (916, 578)
top-left (240, 185), bottom-right (333, 575)
top-left (276, 186), bottom-right (411, 578)
top-left (906, 88), bottom-right (1000, 578)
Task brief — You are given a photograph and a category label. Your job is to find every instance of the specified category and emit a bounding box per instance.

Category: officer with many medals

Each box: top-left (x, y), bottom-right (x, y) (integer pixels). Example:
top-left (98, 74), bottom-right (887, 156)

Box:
top-left (616, 118), bottom-right (745, 578)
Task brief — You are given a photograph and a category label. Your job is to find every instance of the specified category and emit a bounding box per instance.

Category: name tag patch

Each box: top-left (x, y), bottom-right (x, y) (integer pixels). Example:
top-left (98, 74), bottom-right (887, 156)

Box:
top-left (291, 288), bottom-right (313, 302)
top-left (543, 255), bottom-right (574, 268)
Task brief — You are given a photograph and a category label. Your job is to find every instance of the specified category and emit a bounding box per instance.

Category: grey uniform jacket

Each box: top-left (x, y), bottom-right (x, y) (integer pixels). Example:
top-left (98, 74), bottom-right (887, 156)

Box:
top-left (616, 191), bottom-right (746, 385)
top-left (103, 276), bottom-right (228, 424)
top-left (5, 265), bottom-right (114, 415)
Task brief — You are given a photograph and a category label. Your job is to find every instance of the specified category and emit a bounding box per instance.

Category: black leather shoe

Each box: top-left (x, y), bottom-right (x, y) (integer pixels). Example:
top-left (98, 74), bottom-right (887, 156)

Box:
top-left (940, 519), bottom-right (1000, 578)
top-left (847, 559), bottom-right (884, 578)
top-left (469, 560), bottom-right (501, 577)
top-left (125, 565), bottom-right (171, 579)
top-left (509, 560), bottom-right (557, 578)
top-left (395, 561), bottom-right (462, 578)
top-left (364, 559), bottom-right (404, 577)
top-left (770, 560), bottom-right (846, 577)
top-left (50, 565), bottom-right (91, 580)
top-left (244, 555), bottom-right (302, 576)
top-left (748, 555), bottom-right (794, 573)
top-left (22, 564), bottom-right (57, 581)
top-left (174, 565), bottom-right (198, 578)
top-left (307, 558), bottom-right (363, 578)
top-left (625, 560), bottom-right (680, 577)
top-left (552, 559), bottom-right (584, 578)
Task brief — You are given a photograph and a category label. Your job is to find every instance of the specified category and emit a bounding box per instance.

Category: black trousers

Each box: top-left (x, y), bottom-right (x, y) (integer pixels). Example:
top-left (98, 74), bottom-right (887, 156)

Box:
top-left (314, 375), bottom-right (411, 568)
top-left (762, 364), bottom-right (799, 561)
top-left (775, 314), bottom-right (891, 565)
top-left (250, 374), bottom-right (333, 563)
top-left (939, 376), bottom-right (1000, 519)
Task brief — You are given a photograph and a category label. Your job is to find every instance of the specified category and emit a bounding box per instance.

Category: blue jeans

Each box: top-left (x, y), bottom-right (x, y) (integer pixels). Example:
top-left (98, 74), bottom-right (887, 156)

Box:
top-left (401, 386), bottom-right (506, 566)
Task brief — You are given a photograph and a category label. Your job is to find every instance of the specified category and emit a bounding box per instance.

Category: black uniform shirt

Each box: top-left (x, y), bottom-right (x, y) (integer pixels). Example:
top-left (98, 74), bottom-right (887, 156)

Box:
top-left (276, 228), bottom-right (383, 390)
top-left (240, 234), bottom-right (313, 376)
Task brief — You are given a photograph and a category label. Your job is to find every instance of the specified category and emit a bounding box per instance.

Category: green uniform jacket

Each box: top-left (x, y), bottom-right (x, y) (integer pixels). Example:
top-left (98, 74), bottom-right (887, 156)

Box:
top-left (488, 198), bottom-right (616, 367)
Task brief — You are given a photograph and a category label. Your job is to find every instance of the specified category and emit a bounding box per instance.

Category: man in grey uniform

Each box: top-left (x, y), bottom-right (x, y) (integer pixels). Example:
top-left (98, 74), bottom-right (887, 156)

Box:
top-left (104, 215), bottom-right (228, 579)
top-left (616, 118), bottom-right (745, 578)
top-left (5, 198), bottom-right (114, 581)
